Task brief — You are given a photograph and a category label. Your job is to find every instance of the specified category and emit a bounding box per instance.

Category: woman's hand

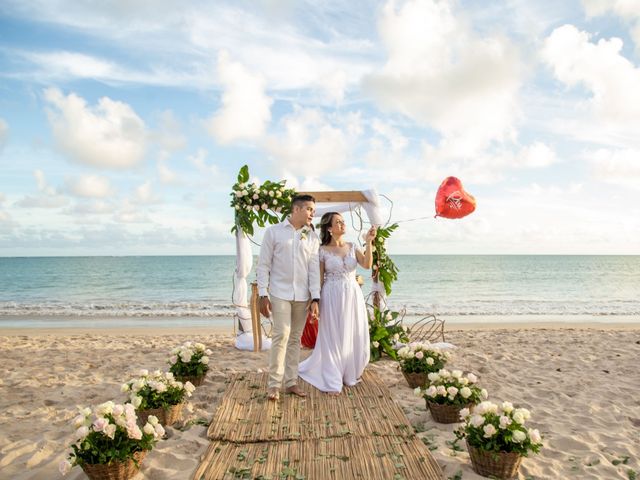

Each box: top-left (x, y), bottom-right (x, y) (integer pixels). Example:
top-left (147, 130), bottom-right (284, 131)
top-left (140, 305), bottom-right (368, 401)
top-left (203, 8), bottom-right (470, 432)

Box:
top-left (364, 226), bottom-right (377, 243)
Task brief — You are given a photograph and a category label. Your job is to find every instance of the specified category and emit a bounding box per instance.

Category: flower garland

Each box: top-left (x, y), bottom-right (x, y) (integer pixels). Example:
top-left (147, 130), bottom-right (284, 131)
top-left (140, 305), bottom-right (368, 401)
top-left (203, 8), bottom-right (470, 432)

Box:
top-left (230, 165), bottom-right (296, 236)
top-left (369, 307), bottom-right (410, 361)
top-left (372, 223), bottom-right (399, 296)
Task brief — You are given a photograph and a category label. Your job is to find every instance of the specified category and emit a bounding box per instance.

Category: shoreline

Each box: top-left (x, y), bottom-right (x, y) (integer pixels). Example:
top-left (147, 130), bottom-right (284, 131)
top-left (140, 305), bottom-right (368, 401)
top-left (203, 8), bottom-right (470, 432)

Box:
top-left (0, 313), bottom-right (638, 334)
top-left (1, 318), bottom-right (639, 336)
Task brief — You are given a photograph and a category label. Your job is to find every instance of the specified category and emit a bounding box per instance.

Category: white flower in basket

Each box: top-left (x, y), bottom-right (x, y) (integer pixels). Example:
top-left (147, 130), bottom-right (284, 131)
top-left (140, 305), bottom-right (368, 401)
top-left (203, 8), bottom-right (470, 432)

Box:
top-left (123, 369), bottom-right (195, 411)
top-left (59, 402), bottom-right (163, 476)
top-left (456, 400), bottom-right (543, 455)
top-left (168, 341), bottom-right (212, 379)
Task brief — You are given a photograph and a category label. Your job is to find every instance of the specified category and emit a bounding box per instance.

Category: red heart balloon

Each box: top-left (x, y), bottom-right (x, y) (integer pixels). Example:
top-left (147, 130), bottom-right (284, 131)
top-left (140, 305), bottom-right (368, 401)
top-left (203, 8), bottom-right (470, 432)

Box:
top-left (435, 176), bottom-right (476, 219)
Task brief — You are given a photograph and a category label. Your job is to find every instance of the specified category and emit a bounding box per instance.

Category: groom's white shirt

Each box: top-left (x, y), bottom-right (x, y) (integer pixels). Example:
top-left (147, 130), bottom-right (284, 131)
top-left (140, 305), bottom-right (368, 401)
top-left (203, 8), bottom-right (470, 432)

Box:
top-left (257, 219), bottom-right (321, 301)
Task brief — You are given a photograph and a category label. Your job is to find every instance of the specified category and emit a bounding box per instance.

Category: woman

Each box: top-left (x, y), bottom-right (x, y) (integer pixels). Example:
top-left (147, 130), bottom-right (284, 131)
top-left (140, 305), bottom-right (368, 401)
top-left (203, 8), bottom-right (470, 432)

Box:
top-left (298, 212), bottom-right (376, 395)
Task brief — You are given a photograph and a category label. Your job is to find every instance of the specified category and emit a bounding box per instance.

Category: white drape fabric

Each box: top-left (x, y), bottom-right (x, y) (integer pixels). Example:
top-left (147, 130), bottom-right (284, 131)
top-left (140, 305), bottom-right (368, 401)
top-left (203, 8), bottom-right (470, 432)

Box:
top-left (233, 230), bottom-right (271, 350)
top-left (232, 189), bottom-right (386, 350)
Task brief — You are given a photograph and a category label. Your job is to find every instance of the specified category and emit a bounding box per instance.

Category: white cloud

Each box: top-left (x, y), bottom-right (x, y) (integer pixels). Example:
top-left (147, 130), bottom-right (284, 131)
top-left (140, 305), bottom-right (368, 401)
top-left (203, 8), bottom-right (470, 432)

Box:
top-left (16, 195), bottom-right (68, 208)
top-left (68, 200), bottom-right (115, 215)
top-left (582, 0), bottom-right (640, 19)
top-left (207, 51), bottom-right (273, 144)
top-left (155, 110), bottom-right (186, 153)
top-left (365, 0), bottom-right (523, 152)
top-left (541, 25), bottom-right (640, 131)
top-left (513, 142), bottom-right (558, 168)
top-left (133, 181), bottom-right (162, 205)
top-left (0, 118), bottom-right (8, 152)
top-left (2, 2), bottom-right (374, 94)
top-left (188, 148), bottom-right (221, 179)
top-left (113, 203), bottom-right (151, 224)
top-left (44, 87), bottom-right (147, 169)
top-left (65, 174), bottom-right (113, 198)
top-left (0, 192), bottom-right (5, 204)
top-left (15, 169), bottom-right (68, 208)
top-left (583, 0), bottom-right (640, 55)
top-left (264, 107), bottom-right (355, 177)
top-left (587, 148), bottom-right (640, 187)
top-left (158, 161), bottom-right (179, 184)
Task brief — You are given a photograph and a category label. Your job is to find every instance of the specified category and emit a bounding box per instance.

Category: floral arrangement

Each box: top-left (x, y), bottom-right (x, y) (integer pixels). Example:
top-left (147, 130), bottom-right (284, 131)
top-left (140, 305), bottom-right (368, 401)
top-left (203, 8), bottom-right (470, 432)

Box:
top-left (371, 223), bottom-right (399, 295)
top-left (230, 165), bottom-right (296, 236)
top-left (59, 401), bottom-right (163, 475)
top-left (369, 306), bottom-right (410, 361)
top-left (397, 342), bottom-right (450, 374)
top-left (456, 400), bottom-right (543, 456)
top-left (415, 369), bottom-right (487, 407)
top-left (122, 369), bottom-right (195, 410)
top-left (168, 341), bottom-right (212, 378)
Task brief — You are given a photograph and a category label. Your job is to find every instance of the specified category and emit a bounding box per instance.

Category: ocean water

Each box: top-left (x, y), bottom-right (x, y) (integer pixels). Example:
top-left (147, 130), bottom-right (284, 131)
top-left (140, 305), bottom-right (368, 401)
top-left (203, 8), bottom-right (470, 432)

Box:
top-left (0, 255), bottom-right (639, 327)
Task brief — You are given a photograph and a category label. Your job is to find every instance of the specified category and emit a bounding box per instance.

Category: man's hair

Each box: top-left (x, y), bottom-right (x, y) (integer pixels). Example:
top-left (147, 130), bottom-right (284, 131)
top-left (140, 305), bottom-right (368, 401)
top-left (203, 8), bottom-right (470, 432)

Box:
top-left (291, 194), bottom-right (316, 208)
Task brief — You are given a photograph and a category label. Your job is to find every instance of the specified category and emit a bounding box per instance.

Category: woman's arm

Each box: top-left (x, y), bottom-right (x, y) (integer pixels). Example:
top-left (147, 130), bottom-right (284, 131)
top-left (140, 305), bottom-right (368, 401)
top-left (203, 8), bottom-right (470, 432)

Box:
top-left (356, 226), bottom-right (376, 269)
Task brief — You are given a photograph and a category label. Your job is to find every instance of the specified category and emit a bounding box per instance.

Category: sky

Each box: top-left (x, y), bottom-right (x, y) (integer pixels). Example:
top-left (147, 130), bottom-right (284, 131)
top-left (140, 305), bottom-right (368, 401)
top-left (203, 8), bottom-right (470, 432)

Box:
top-left (1, 0), bottom-right (639, 256)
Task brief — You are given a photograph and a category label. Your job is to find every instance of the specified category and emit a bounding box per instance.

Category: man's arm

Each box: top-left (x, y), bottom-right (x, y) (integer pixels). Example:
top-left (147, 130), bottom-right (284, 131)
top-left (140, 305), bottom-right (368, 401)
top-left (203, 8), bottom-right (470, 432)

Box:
top-left (256, 227), bottom-right (274, 297)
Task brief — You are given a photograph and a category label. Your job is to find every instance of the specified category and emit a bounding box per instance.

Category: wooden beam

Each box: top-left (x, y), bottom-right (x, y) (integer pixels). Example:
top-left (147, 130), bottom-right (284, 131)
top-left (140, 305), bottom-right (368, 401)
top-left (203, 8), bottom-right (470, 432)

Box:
top-left (298, 191), bottom-right (368, 203)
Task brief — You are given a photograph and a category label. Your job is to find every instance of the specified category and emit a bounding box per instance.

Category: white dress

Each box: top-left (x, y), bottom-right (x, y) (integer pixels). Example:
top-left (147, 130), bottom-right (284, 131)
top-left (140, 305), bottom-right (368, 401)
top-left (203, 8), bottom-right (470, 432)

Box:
top-left (299, 243), bottom-right (370, 393)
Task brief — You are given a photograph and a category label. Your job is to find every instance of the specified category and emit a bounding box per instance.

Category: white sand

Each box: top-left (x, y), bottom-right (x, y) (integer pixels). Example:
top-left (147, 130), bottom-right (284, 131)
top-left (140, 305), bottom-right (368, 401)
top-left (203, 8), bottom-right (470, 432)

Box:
top-left (1, 324), bottom-right (639, 479)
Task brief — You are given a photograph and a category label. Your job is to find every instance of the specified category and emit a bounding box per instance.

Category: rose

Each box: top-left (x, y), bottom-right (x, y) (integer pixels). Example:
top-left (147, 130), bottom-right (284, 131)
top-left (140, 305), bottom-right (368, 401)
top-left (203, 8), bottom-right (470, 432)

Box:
top-left (528, 428), bottom-right (542, 444)
top-left (499, 415), bottom-right (512, 429)
top-left (512, 430), bottom-right (527, 443)
top-left (59, 459), bottom-right (73, 475)
top-left (483, 424), bottom-right (497, 438)
top-left (460, 387), bottom-right (472, 399)
top-left (470, 415), bottom-right (485, 427)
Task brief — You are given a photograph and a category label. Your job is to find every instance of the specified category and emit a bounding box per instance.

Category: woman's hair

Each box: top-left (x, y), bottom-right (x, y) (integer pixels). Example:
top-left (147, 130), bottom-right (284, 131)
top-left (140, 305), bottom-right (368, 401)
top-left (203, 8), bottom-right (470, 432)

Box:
top-left (319, 212), bottom-right (340, 246)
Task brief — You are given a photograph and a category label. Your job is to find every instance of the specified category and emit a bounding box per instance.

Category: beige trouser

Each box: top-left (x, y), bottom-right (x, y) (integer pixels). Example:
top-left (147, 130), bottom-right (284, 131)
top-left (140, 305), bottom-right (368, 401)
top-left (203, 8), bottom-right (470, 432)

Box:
top-left (268, 296), bottom-right (308, 389)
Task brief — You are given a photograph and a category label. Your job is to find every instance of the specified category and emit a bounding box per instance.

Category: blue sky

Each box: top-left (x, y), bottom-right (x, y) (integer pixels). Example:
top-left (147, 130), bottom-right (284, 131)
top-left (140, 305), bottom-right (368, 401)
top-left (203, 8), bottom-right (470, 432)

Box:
top-left (1, 0), bottom-right (639, 256)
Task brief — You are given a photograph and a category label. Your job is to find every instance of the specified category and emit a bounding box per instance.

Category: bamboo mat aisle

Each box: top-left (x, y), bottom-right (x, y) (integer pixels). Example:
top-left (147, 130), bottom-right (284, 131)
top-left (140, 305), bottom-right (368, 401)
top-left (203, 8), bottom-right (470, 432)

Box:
top-left (193, 370), bottom-right (443, 479)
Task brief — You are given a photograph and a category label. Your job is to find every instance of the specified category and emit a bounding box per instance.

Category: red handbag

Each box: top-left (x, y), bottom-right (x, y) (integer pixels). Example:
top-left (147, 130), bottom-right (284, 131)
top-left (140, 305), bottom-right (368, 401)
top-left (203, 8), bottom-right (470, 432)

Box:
top-left (301, 312), bottom-right (318, 349)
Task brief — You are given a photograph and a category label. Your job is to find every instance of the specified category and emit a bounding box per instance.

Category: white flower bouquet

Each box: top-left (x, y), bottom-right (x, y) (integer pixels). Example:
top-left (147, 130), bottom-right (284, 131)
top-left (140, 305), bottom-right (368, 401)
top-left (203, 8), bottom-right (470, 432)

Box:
top-left (59, 401), bottom-right (163, 478)
top-left (414, 369), bottom-right (487, 423)
top-left (168, 341), bottom-right (211, 385)
top-left (122, 369), bottom-right (195, 426)
top-left (397, 342), bottom-right (450, 374)
top-left (456, 400), bottom-right (543, 479)
top-left (397, 342), bottom-right (450, 388)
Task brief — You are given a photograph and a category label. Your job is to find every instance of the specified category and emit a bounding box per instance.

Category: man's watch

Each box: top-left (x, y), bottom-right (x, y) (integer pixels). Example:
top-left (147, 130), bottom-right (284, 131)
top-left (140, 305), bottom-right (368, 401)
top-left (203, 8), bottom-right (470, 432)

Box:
top-left (311, 298), bottom-right (320, 303)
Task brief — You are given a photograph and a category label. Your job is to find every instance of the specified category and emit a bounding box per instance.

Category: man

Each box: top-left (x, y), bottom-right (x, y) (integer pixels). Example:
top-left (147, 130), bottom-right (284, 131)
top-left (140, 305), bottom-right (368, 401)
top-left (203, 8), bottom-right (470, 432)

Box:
top-left (256, 194), bottom-right (320, 401)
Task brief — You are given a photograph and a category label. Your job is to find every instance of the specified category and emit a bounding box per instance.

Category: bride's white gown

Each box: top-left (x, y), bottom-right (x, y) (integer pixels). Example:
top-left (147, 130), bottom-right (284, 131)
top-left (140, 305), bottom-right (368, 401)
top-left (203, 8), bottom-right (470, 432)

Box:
top-left (299, 243), bottom-right (370, 392)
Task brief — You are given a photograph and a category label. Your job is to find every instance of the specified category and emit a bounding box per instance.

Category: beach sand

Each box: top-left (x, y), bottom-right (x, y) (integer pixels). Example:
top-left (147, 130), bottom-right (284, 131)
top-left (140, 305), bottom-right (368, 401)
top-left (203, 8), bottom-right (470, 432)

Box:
top-left (1, 324), bottom-right (639, 479)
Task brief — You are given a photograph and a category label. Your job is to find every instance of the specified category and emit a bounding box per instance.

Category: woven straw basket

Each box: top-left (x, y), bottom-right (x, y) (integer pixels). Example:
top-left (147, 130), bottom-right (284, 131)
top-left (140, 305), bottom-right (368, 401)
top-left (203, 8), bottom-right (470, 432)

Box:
top-left (138, 402), bottom-right (184, 427)
top-left (176, 374), bottom-right (206, 387)
top-left (426, 401), bottom-right (470, 424)
top-left (81, 450), bottom-right (147, 480)
top-left (467, 441), bottom-right (523, 479)
top-left (402, 371), bottom-right (429, 389)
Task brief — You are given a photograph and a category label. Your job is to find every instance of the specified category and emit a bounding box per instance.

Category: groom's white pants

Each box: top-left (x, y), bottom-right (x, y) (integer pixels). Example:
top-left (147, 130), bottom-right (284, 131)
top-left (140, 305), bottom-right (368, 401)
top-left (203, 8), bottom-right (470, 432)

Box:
top-left (268, 296), bottom-right (308, 389)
